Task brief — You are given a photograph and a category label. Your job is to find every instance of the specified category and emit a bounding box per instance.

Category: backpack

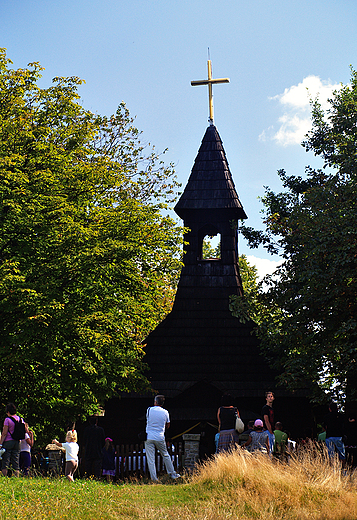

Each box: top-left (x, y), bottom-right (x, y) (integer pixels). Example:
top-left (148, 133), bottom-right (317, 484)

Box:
top-left (8, 416), bottom-right (26, 441)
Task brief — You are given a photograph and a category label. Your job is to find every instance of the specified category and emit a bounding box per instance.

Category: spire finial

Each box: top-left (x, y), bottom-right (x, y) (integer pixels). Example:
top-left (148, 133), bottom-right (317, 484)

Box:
top-left (191, 56), bottom-right (229, 125)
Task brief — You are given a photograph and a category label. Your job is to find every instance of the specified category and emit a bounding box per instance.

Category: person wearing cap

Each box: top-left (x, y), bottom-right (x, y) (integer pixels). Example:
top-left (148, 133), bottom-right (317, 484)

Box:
top-left (101, 437), bottom-right (116, 482)
top-left (243, 419), bottom-right (270, 454)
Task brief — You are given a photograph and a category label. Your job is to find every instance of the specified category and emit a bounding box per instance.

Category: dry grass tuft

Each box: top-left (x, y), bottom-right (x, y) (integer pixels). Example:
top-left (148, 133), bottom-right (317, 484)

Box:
top-left (188, 442), bottom-right (357, 519)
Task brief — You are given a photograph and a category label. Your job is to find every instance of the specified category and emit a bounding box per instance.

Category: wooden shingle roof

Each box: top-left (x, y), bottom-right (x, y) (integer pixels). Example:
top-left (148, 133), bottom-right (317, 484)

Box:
top-left (175, 124), bottom-right (247, 219)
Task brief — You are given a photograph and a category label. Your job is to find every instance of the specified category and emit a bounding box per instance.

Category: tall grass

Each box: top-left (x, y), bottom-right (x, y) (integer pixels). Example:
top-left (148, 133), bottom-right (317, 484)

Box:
top-left (189, 442), bottom-right (357, 519)
top-left (0, 444), bottom-right (356, 519)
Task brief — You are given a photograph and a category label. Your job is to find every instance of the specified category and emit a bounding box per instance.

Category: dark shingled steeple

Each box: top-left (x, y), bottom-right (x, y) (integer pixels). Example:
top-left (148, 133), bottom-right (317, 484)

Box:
top-left (143, 124), bottom-right (276, 402)
top-left (175, 125), bottom-right (247, 217)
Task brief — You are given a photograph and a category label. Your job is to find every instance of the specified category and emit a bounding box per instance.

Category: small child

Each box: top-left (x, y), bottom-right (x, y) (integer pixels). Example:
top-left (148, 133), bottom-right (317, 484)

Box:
top-left (52, 430), bottom-right (79, 482)
top-left (101, 437), bottom-right (116, 482)
top-left (20, 424), bottom-right (34, 476)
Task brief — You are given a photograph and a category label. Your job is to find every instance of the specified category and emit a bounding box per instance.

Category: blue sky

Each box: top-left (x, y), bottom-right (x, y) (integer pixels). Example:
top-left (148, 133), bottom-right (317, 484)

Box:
top-left (3, 0), bottom-right (357, 277)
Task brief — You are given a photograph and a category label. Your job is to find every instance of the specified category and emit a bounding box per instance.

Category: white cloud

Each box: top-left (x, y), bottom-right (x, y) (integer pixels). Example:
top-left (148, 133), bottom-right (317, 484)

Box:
top-left (275, 75), bottom-right (339, 110)
top-left (247, 255), bottom-right (283, 281)
top-left (261, 76), bottom-right (341, 146)
top-left (273, 114), bottom-right (312, 147)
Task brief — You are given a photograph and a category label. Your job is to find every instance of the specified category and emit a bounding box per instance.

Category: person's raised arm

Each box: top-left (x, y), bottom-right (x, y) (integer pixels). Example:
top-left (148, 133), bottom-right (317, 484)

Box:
top-left (26, 430), bottom-right (34, 447)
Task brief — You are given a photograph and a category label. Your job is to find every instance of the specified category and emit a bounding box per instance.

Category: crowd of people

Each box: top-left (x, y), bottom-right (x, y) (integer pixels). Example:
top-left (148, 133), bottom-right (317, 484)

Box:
top-left (51, 422), bottom-right (116, 482)
top-left (215, 391), bottom-right (282, 456)
top-left (0, 404), bottom-right (115, 481)
top-left (215, 391), bottom-right (356, 467)
top-left (0, 394), bottom-right (355, 481)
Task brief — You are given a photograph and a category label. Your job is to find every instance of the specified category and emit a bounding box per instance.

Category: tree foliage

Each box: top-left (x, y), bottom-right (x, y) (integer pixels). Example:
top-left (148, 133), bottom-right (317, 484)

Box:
top-left (238, 254), bottom-right (258, 296)
top-left (0, 49), bottom-right (184, 439)
top-left (234, 68), bottom-right (357, 404)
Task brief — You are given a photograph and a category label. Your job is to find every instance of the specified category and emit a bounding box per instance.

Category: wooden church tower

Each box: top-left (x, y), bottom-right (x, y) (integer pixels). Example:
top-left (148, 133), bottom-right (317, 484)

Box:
top-left (144, 121), bottom-right (277, 400)
top-left (141, 62), bottom-right (280, 440)
top-left (103, 62), bottom-right (313, 448)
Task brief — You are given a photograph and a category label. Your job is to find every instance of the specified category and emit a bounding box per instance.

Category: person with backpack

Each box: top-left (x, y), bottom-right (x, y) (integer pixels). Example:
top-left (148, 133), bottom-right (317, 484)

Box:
top-left (0, 402), bottom-right (27, 477)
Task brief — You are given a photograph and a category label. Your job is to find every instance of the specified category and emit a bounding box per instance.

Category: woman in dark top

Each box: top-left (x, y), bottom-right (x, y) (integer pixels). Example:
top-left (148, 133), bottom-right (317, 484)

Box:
top-left (217, 394), bottom-right (241, 452)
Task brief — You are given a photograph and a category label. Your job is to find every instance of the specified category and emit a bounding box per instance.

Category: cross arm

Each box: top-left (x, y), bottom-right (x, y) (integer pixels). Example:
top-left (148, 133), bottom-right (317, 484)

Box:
top-left (191, 78), bottom-right (230, 86)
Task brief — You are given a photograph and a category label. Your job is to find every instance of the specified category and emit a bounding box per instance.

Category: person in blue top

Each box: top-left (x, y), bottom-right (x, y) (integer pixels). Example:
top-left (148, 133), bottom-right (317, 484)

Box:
top-left (324, 402), bottom-right (345, 462)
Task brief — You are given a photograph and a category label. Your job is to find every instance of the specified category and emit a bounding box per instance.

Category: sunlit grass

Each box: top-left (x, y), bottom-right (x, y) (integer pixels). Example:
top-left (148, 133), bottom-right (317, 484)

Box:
top-left (0, 444), bottom-right (356, 519)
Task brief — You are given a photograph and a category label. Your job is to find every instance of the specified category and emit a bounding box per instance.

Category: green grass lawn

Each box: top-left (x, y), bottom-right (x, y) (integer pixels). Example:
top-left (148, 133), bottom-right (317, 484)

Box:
top-left (2, 446), bottom-right (357, 520)
top-left (0, 476), bottom-right (198, 520)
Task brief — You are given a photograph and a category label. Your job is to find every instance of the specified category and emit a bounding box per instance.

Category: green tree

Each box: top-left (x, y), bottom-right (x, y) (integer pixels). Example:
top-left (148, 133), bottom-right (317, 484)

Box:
top-left (0, 50), bottom-right (184, 439)
top-left (238, 254), bottom-right (258, 295)
top-left (235, 68), bottom-right (357, 404)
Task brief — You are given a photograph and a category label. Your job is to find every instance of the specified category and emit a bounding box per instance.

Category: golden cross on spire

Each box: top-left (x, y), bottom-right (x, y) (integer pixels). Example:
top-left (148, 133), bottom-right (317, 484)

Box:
top-left (191, 59), bottom-right (230, 125)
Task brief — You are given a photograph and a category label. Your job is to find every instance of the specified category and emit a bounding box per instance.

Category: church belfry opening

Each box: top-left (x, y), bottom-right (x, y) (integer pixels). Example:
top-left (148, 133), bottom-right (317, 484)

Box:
top-left (201, 229), bottom-right (221, 261)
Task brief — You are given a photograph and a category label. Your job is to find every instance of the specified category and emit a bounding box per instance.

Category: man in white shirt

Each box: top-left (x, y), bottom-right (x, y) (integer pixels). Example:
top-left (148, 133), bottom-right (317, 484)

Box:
top-left (145, 395), bottom-right (180, 482)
